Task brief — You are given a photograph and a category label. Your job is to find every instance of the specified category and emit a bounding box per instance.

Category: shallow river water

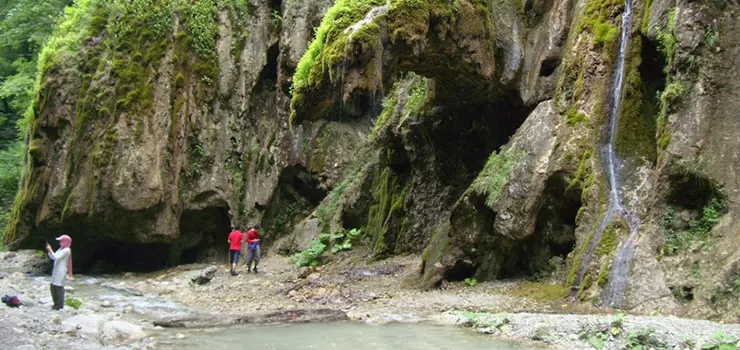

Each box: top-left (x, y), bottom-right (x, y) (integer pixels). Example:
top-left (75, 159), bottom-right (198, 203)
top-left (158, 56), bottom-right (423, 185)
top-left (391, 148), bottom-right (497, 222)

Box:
top-left (157, 321), bottom-right (528, 350)
top-left (11, 269), bottom-right (527, 349)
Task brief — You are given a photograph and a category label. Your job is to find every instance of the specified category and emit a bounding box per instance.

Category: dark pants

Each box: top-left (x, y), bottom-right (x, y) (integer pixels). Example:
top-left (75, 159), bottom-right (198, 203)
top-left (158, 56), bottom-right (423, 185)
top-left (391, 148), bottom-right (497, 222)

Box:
top-left (50, 284), bottom-right (64, 310)
top-left (230, 250), bottom-right (240, 265)
top-left (246, 245), bottom-right (260, 270)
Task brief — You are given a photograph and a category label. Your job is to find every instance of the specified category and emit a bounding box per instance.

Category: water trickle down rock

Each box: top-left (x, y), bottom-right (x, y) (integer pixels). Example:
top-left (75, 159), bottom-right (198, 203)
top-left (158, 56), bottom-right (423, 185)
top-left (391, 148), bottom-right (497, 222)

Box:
top-left (338, 3), bottom-right (389, 116)
top-left (572, 0), bottom-right (641, 308)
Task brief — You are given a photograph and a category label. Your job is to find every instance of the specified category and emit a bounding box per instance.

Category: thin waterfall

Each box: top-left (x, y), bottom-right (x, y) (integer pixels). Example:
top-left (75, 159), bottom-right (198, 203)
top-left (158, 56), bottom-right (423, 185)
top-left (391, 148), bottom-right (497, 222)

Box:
top-left (573, 0), bottom-right (639, 308)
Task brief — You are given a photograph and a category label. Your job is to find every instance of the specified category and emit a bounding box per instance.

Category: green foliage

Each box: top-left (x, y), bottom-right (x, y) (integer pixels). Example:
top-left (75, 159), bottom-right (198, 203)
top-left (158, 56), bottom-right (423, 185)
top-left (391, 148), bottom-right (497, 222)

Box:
top-left (566, 108), bottom-right (587, 126)
top-left (470, 148), bottom-right (519, 207)
top-left (510, 281), bottom-right (567, 301)
top-left (315, 176), bottom-right (351, 228)
top-left (704, 26), bottom-right (718, 49)
top-left (625, 329), bottom-right (668, 350)
top-left (64, 297), bottom-right (82, 309)
top-left (661, 198), bottom-right (727, 256)
top-left (700, 332), bottom-right (738, 350)
top-left (464, 277), bottom-right (477, 287)
top-left (293, 228), bottom-right (363, 267)
top-left (593, 22), bottom-right (618, 48)
top-left (294, 236), bottom-right (327, 267)
top-left (577, 314), bottom-right (640, 349)
top-left (456, 311), bottom-right (511, 330)
top-left (369, 83), bottom-right (399, 142)
top-left (184, 138), bottom-right (209, 180)
top-left (655, 80), bottom-right (684, 150)
top-left (659, 81), bottom-right (685, 107)
top-left (369, 73), bottom-right (429, 142)
top-left (367, 162), bottom-right (409, 257)
top-left (271, 9), bottom-right (282, 29)
top-left (655, 8), bottom-right (677, 69)
top-left (289, 0), bottom-right (386, 125)
top-left (576, 0), bottom-right (623, 48)
top-left (402, 73), bottom-right (429, 119)
top-left (186, 0), bottom-right (217, 59)
top-left (291, 0), bottom-right (385, 93)
top-left (0, 142), bottom-right (24, 241)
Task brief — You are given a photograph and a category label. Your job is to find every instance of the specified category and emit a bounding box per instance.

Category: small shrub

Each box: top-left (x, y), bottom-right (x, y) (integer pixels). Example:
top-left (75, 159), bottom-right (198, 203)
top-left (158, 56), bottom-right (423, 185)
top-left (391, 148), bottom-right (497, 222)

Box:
top-left (293, 228), bottom-right (363, 267)
top-left (566, 108), bottom-right (587, 125)
top-left (704, 26), bottom-right (717, 49)
top-left (64, 297), bottom-right (82, 309)
top-left (700, 331), bottom-right (738, 350)
top-left (661, 198), bottom-right (725, 256)
top-left (655, 8), bottom-right (677, 68)
top-left (625, 329), bottom-right (668, 350)
top-left (464, 278), bottom-right (477, 287)
top-left (271, 9), bottom-right (282, 29)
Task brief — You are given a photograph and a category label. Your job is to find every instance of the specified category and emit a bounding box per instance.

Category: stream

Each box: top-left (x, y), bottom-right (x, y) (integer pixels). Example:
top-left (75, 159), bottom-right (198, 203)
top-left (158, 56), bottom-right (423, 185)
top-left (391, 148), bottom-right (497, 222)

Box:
top-left (157, 321), bottom-right (527, 350)
top-left (5, 267), bottom-right (528, 349)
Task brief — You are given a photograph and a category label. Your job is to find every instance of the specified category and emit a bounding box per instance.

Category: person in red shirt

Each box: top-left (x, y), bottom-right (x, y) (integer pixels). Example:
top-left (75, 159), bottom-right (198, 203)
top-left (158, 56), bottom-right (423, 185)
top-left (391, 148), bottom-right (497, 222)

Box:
top-left (227, 226), bottom-right (244, 276)
top-left (245, 224), bottom-right (261, 273)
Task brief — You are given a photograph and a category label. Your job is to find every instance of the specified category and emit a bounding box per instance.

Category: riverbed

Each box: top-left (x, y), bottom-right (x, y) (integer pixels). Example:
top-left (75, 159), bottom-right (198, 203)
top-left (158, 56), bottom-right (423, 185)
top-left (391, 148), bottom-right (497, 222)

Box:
top-left (1, 250), bottom-right (738, 350)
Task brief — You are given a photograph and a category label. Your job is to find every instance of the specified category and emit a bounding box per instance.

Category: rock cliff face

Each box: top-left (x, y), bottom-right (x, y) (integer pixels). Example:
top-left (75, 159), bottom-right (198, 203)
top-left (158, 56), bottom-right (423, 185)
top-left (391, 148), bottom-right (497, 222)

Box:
top-left (4, 0), bottom-right (739, 320)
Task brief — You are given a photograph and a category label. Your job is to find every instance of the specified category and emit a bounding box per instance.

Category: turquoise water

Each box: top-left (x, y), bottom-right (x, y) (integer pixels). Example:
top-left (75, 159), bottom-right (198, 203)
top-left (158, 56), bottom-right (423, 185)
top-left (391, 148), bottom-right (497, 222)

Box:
top-left (158, 321), bottom-right (529, 349)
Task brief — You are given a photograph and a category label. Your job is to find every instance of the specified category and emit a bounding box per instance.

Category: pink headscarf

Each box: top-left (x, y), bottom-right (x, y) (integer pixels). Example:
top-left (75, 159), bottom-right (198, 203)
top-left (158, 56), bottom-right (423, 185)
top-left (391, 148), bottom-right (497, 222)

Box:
top-left (56, 235), bottom-right (72, 277)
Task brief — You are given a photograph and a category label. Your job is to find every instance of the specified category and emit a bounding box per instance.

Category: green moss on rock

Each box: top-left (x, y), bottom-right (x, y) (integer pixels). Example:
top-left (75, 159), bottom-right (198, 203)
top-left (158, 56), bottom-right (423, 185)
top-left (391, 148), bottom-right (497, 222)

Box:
top-left (470, 147), bottom-right (520, 208)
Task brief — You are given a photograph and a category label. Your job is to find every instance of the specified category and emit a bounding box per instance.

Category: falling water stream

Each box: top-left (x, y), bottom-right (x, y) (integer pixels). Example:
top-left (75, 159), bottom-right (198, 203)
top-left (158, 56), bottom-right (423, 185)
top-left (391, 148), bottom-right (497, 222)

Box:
top-left (573, 0), bottom-right (639, 308)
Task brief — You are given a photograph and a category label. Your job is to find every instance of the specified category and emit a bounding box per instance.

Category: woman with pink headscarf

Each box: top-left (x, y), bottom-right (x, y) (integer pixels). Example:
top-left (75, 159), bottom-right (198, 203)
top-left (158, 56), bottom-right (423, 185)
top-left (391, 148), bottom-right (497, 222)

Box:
top-left (45, 234), bottom-right (72, 310)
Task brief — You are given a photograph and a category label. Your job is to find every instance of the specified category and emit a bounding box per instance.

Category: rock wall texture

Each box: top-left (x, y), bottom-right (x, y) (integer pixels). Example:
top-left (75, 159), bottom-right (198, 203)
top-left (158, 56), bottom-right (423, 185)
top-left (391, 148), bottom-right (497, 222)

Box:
top-left (4, 0), bottom-right (739, 320)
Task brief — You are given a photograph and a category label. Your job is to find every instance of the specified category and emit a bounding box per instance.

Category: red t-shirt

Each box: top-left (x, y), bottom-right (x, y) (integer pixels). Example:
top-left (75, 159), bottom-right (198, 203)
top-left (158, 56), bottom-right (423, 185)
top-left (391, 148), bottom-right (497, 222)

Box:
top-left (246, 229), bottom-right (259, 244)
top-left (228, 231), bottom-right (243, 250)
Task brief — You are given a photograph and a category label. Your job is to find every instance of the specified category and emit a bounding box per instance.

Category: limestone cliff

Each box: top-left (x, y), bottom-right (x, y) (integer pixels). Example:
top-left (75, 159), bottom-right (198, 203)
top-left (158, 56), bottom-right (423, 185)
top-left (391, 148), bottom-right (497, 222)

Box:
top-left (4, 0), bottom-right (739, 320)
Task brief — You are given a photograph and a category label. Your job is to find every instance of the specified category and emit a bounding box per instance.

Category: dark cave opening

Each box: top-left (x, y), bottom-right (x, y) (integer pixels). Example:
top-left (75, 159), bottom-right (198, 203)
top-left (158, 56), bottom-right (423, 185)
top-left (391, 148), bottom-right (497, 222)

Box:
top-left (76, 207), bottom-right (231, 273)
top-left (498, 172), bottom-right (580, 280)
top-left (430, 89), bottom-right (531, 199)
top-left (539, 58), bottom-right (561, 77)
top-left (640, 35), bottom-right (667, 96)
top-left (177, 206), bottom-right (232, 264)
top-left (262, 165), bottom-right (325, 247)
top-left (635, 34), bottom-right (667, 163)
top-left (443, 259), bottom-right (478, 282)
top-left (667, 174), bottom-right (716, 210)
top-left (253, 43), bottom-right (280, 95)
top-left (269, 0), bottom-right (281, 12)
top-left (82, 241), bottom-right (172, 273)
top-left (670, 285), bottom-right (695, 303)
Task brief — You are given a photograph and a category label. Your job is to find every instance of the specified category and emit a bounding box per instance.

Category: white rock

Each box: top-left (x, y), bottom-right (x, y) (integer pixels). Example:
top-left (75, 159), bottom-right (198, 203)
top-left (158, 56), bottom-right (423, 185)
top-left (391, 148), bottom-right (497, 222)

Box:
top-left (61, 314), bottom-right (107, 338)
top-left (101, 320), bottom-right (147, 344)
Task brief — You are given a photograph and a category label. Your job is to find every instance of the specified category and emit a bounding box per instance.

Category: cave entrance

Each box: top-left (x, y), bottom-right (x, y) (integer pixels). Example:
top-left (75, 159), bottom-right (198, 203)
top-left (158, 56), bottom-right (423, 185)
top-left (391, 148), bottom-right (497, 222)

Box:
top-left (261, 165), bottom-right (325, 248)
top-left (429, 88), bottom-right (532, 199)
top-left (177, 206), bottom-right (232, 264)
top-left (254, 43), bottom-right (280, 95)
top-left (82, 241), bottom-right (172, 273)
top-left (499, 172), bottom-right (580, 280)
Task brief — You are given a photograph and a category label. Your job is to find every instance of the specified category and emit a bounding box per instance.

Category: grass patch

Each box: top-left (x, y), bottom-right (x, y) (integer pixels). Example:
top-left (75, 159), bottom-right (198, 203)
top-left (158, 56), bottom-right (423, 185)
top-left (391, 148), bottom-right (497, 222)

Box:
top-left (510, 281), bottom-right (567, 301)
top-left (470, 148), bottom-right (519, 208)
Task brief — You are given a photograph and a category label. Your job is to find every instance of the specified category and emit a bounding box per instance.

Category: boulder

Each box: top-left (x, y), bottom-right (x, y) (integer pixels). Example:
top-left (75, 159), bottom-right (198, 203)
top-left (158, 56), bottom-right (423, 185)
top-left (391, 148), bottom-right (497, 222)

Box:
top-left (101, 320), bottom-right (147, 344)
top-left (191, 266), bottom-right (218, 285)
top-left (61, 314), bottom-right (107, 338)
